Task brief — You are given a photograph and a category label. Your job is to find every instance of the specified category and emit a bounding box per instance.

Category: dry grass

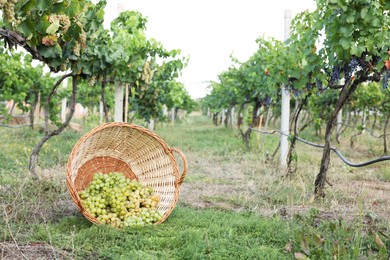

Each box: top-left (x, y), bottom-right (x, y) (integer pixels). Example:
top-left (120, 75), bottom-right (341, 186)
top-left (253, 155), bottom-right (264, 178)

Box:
top-left (0, 242), bottom-right (71, 260)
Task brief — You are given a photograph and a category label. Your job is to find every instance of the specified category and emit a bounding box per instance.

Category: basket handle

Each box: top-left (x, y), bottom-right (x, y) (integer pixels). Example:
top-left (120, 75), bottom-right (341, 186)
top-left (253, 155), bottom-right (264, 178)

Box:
top-left (171, 147), bottom-right (188, 186)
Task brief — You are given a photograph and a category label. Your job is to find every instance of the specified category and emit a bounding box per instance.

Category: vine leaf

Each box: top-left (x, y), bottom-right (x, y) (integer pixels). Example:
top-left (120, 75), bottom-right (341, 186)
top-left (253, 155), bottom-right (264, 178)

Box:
top-left (46, 18), bottom-right (60, 34)
top-left (42, 35), bottom-right (58, 46)
top-left (36, 0), bottom-right (51, 12)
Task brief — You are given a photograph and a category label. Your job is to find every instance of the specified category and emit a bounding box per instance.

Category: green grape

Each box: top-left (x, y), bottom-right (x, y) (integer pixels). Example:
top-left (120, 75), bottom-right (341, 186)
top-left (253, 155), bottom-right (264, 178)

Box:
top-left (79, 172), bottom-right (164, 228)
top-left (73, 42), bottom-right (80, 56)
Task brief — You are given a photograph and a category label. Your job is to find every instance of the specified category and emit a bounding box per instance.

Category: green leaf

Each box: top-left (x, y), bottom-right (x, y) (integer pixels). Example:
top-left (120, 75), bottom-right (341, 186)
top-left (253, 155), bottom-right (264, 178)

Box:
top-left (35, 17), bottom-right (51, 35)
top-left (66, 0), bottom-right (81, 17)
top-left (46, 19), bottom-right (60, 34)
top-left (52, 2), bottom-right (66, 13)
top-left (361, 8), bottom-right (369, 20)
top-left (67, 22), bottom-right (82, 38)
top-left (16, 0), bottom-right (32, 12)
top-left (350, 44), bottom-right (365, 56)
top-left (17, 19), bottom-right (35, 39)
top-left (340, 3), bottom-right (348, 12)
top-left (340, 26), bottom-right (352, 37)
top-left (38, 44), bottom-right (62, 59)
top-left (36, 0), bottom-right (52, 12)
top-left (372, 18), bottom-right (380, 27)
top-left (346, 13), bottom-right (355, 23)
top-left (339, 38), bottom-right (351, 50)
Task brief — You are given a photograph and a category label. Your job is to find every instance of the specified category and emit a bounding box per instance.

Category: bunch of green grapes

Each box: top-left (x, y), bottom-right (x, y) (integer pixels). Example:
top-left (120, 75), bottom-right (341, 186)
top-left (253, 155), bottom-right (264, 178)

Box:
top-left (73, 41), bottom-right (80, 56)
top-left (79, 172), bottom-right (164, 228)
top-left (141, 61), bottom-right (154, 85)
top-left (1, 0), bottom-right (21, 27)
top-left (48, 14), bottom-right (71, 33)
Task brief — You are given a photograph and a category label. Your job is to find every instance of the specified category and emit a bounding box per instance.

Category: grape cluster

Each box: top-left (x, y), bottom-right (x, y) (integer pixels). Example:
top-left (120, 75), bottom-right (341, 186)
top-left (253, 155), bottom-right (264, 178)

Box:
top-left (48, 14), bottom-right (71, 34)
top-left (58, 14), bottom-right (71, 33)
top-left (73, 41), bottom-right (80, 56)
top-left (71, 29), bottom-right (86, 57)
top-left (1, 0), bottom-right (21, 27)
top-left (141, 61), bottom-right (154, 84)
top-left (79, 172), bottom-right (163, 228)
top-left (343, 58), bottom-right (359, 81)
top-left (88, 75), bottom-right (96, 86)
top-left (79, 29), bottom-right (86, 48)
top-left (264, 96), bottom-right (272, 106)
top-left (331, 65), bottom-right (341, 84)
top-left (372, 56), bottom-right (381, 66)
top-left (382, 70), bottom-right (390, 89)
top-left (316, 78), bottom-right (323, 91)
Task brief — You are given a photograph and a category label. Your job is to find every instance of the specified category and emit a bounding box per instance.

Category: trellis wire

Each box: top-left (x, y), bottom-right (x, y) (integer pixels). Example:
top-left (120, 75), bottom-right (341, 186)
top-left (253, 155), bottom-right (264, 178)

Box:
top-left (249, 127), bottom-right (390, 167)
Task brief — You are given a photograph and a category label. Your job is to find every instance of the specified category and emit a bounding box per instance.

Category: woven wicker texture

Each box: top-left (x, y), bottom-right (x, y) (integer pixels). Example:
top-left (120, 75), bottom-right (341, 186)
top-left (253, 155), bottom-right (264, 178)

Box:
top-left (66, 122), bottom-right (187, 224)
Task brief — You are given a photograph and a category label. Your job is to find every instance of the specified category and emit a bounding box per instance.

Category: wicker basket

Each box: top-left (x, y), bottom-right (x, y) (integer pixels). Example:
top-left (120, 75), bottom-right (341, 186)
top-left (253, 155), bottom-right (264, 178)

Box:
top-left (66, 122), bottom-right (188, 225)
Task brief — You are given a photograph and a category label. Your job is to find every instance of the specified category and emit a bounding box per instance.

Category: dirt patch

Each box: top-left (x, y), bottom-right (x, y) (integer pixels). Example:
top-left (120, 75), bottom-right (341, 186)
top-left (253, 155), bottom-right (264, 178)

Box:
top-left (332, 179), bottom-right (390, 221)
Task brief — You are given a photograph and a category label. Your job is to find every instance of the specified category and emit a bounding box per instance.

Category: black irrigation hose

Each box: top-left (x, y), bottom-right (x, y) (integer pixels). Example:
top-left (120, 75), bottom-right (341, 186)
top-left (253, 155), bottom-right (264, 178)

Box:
top-left (249, 127), bottom-right (390, 167)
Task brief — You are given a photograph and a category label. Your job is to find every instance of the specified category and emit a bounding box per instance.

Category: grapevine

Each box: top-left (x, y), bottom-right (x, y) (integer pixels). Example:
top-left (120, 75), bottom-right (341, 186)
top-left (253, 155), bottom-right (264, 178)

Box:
top-left (79, 172), bottom-right (164, 228)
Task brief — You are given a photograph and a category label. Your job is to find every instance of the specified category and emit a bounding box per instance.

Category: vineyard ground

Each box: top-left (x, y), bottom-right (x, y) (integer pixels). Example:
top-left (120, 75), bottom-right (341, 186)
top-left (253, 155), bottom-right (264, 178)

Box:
top-left (0, 113), bottom-right (389, 259)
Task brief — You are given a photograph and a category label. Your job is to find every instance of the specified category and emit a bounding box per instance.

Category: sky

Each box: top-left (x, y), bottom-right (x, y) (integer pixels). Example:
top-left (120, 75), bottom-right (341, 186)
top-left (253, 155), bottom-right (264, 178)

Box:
top-left (105, 0), bottom-right (317, 99)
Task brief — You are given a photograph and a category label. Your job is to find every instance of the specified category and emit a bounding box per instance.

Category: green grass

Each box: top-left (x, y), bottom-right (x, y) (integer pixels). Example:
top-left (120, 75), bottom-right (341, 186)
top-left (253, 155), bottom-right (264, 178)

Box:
top-left (0, 114), bottom-right (389, 259)
top-left (10, 207), bottom-right (294, 259)
top-left (2, 202), bottom-right (388, 259)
